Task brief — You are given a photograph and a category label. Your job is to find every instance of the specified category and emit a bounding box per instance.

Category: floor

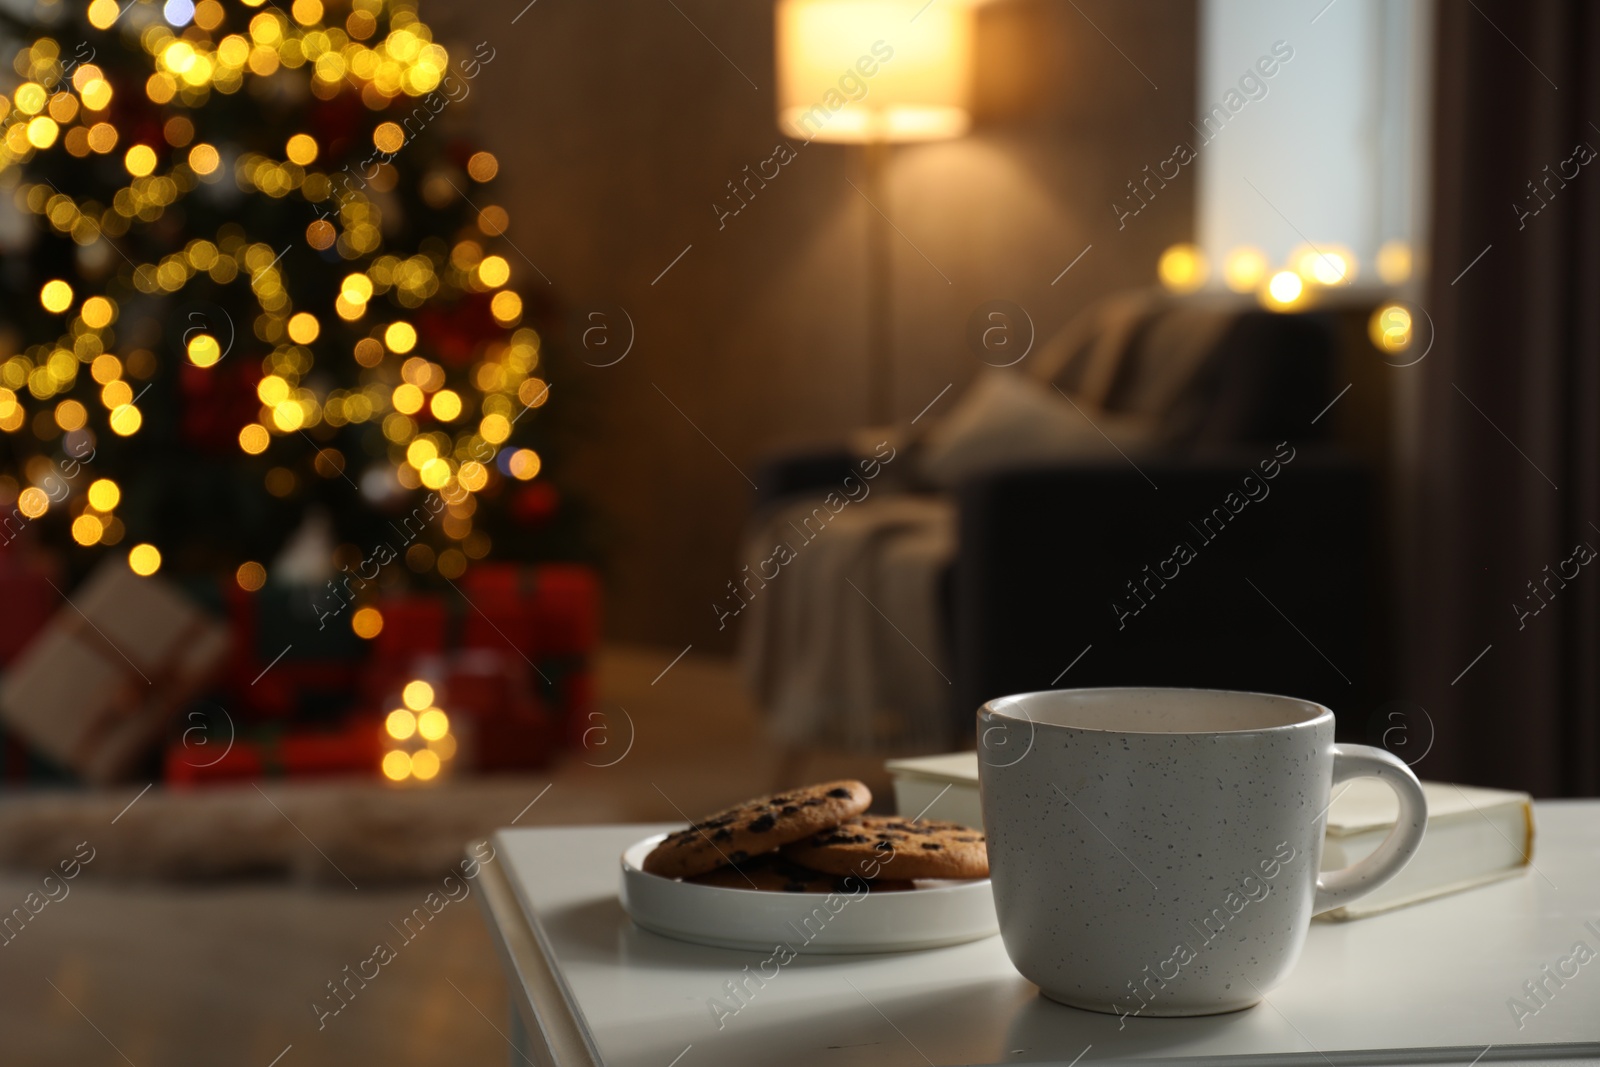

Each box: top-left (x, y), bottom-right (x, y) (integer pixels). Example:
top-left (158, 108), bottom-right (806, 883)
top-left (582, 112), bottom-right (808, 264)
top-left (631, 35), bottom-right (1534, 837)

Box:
top-left (0, 646), bottom-right (901, 1066)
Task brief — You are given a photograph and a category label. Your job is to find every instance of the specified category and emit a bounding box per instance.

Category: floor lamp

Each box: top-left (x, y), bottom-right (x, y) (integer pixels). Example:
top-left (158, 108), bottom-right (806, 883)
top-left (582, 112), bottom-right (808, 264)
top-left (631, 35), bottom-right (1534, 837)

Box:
top-left (776, 0), bottom-right (975, 425)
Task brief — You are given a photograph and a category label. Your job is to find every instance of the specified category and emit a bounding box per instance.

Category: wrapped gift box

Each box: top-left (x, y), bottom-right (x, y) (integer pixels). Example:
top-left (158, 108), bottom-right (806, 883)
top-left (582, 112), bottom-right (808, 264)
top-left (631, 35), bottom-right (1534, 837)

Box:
top-left (0, 548), bottom-right (59, 668)
top-left (458, 562), bottom-right (600, 658)
top-left (0, 559), bottom-right (230, 784)
top-left (368, 563), bottom-right (600, 723)
top-left (217, 581), bottom-right (367, 722)
top-left (164, 719), bottom-right (383, 785)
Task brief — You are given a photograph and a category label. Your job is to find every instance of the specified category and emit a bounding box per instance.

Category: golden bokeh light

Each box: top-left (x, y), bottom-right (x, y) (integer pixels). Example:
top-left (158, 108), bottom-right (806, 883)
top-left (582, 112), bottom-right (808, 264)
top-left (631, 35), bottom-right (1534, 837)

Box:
top-left (306, 219), bottom-right (337, 250)
top-left (87, 478), bottom-right (121, 511)
top-left (381, 749), bottom-right (412, 781)
top-left (1368, 304), bottom-right (1413, 353)
top-left (109, 404), bottom-right (143, 436)
top-left (373, 122), bottom-right (404, 153)
top-left (257, 375), bottom-right (290, 405)
top-left (124, 144), bottom-right (157, 178)
top-left (187, 334), bottom-right (222, 367)
top-left (81, 78), bottom-right (114, 112)
top-left (518, 378), bottom-right (550, 408)
top-left (1263, 270), bottom-right (1305, 310)
top-left (236, 561), bottom-right (267, 591)
top-left (341, 273), bottom-right (373, 303)
top-left (1157, 244), bottom-right (1207, 293)
top-left (25, 116), bottom-right (58, 149)
top-left (80, 296), bottom-right (114, 329)
top-left (466, 151), bottom-right (499, 182)
top-left (417, 708), bottom-right (449, 741)
top-left (405, 437), bottom-right (437, 468)
top-left (458, 460), bottom-right (488, 492)
top-left (477, 205), bottom-right (509, 236)
top-left (91, 355), bottom-right (123, 384)
top-left (429, 389), bottom-right (462, 421)
top-left (354, 338), bottom-right (384, 367)
top-left (87, 0), bottom-right (120, 28)
top-left (53, 399), bottom-right (86, 431)
top-left (71, 513), bottom-right (104, 546)
top-left (1377, 240), bottom-right (1413, 286)
top-left (17, 487), bottom-right (48, 518)
top-left (1297, 246), bottom-right (1355, 286)
top-left (351, 606), bottom-right (384, 638)
top-left (384, 321), bottom-right (417, 353)
top-left (334, 295), bottom-right (365, 322)
top-left (194, 0), bottom-right (225, 31)
top-left (508, 449), bottom-right (541, 480)
top-left (490, 290), bottom-right (523, 325)
top-left (477, 255), bottom-right (510, 288)
top-left (401, 680), bottom-right (435, 711)
top-left (419, 457), bottom-right (451, 489)
top-left (87, 123), bottom-right (118, 154)
top-left (250, 11), bottom-right (283, 44)
top-left (386, 707), bottom-right (417, 740)
top-left (128, 543), bottom-right (162, 576)
top-left (410, 748), bottom-right (441, 780)
top-left (13, 82), bottom-right (45, 115)
top-left (239, 423), bottom-right (270, 454)
top-left (271, 402), bottom-right (305, 431)
top-left (480, 413), bottom-right (511, 445)
top-left (40, 279), bottom-right (73, 313)
top-left (188, 142), bottom-right (220, 175)
top-left (1222, 247), bottom-right (1269, 293)
top-left (392, 383), bottom-right (424, 415)
top-left (287, 312), bottom-right (320, 345)
top-left (285, 133), bottom-right (319, 165)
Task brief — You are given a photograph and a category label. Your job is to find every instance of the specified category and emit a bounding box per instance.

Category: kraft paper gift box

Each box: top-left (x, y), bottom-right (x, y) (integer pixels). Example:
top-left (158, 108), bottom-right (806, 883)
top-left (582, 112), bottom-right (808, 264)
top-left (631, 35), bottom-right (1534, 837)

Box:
top-left (0, 559), bottom-right (230, 784)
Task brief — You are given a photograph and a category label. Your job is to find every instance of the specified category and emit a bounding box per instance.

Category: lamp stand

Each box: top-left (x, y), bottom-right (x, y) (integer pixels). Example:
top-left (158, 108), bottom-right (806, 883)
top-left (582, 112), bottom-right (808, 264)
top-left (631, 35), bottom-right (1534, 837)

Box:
top-left (864, 136), bottom-right (892, 426)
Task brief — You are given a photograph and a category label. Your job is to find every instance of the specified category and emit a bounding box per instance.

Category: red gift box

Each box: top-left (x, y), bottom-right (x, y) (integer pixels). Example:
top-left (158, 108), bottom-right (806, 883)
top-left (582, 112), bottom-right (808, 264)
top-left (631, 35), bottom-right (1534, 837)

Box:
top-left (370, 595), bottom-right (450, 663)
top-left (165, 720), bottom-right (383, 786)
top-left (219, 583), bottom-right (365, 720)
top-left (0, 548), bottom-right (60, 668)
top-left (458, 562), bottom-right (600, 658)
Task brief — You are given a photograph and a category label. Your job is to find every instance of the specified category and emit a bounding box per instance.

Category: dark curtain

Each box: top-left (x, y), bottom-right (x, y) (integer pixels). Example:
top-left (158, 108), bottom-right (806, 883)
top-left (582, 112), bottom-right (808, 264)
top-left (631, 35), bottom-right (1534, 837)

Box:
top-left (1413, 0), bottom-right (1600, 796)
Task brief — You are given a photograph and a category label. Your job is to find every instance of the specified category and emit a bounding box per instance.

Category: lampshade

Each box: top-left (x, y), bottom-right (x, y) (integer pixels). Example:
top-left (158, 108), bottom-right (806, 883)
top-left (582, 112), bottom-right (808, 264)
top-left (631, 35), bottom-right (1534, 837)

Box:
top-left (776, 0), bottom-right (974, 144)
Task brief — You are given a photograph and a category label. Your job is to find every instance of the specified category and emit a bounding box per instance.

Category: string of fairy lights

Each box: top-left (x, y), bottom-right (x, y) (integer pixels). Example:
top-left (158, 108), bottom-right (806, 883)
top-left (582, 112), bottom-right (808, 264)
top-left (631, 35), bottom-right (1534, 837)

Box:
top-left (0, 0), bottom-right (549, 592)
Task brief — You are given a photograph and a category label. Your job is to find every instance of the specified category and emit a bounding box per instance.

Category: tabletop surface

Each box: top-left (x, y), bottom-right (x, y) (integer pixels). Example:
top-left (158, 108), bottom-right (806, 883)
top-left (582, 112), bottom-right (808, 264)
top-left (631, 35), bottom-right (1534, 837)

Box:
top-left (485, 802), bottom-right (1600, 1067)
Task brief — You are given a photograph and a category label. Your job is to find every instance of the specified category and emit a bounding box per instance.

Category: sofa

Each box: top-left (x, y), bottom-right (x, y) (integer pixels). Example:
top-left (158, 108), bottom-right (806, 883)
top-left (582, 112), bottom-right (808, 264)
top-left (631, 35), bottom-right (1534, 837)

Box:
top-left (747, 291), bottom-right (1381, 747)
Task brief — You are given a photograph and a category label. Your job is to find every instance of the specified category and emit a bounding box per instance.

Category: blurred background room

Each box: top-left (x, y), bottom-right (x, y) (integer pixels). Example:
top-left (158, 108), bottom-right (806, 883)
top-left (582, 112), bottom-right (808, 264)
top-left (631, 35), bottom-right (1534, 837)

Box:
top-left (0, 0), bottom-right (1594, 1061)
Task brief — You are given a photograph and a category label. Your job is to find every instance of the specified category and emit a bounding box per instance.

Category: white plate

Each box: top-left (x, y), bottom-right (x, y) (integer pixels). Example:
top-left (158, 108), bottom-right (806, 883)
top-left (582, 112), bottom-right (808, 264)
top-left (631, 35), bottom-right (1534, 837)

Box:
top-left (617, 833), bottom-right (999, 954)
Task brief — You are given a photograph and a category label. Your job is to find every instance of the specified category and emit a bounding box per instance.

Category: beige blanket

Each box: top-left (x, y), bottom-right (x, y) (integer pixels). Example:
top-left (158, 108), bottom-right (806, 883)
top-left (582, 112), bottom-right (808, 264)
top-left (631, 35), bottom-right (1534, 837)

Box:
top-left (736, 495), bottom-right (956, 752)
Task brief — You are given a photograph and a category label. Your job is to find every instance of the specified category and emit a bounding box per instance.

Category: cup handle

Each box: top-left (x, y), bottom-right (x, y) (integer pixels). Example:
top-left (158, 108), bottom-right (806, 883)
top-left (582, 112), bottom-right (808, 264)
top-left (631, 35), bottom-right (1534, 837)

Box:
top-left (1312, 743), bottom-right (1428, 915)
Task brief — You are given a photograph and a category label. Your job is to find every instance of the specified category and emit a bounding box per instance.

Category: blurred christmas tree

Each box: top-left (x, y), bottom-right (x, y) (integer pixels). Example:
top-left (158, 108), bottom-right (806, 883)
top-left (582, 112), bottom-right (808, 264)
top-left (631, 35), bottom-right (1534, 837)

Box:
top-left (0, 0), bottom-right (567, 600)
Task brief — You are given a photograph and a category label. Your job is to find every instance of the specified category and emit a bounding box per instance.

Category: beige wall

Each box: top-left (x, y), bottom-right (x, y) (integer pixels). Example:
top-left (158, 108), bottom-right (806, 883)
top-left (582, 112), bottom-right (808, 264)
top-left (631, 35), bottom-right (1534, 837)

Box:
top-left (436, 0), bottom-right (1198, 650)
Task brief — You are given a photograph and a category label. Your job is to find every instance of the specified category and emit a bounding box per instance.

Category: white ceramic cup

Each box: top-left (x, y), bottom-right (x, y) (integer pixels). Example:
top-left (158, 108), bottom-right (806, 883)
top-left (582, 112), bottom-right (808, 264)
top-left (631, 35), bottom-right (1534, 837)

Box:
top-left (976, 687), bottom-right (1426, 1017)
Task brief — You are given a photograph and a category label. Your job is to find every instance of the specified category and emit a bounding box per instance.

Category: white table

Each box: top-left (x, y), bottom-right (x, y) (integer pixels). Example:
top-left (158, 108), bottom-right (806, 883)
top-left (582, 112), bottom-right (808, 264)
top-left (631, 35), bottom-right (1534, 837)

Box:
top-left (473, 802), bottom-right (1600, 1066)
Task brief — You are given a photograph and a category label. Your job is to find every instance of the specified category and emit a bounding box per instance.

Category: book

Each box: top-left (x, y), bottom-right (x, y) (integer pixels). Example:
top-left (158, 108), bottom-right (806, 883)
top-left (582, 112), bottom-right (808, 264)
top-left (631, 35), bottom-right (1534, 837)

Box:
top-left (1316, 777), bottom-right (1534, 920)
top-left (883, 752), bottom-right (1535, 921)
top-left (885, 752), bottom-right (984, 827)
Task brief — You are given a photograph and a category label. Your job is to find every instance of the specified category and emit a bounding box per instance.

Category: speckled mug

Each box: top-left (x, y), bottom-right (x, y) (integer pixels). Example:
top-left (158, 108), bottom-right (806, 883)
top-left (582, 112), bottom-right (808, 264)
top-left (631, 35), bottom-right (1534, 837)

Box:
top-left (977, 688), bottom-right (1426, 1017)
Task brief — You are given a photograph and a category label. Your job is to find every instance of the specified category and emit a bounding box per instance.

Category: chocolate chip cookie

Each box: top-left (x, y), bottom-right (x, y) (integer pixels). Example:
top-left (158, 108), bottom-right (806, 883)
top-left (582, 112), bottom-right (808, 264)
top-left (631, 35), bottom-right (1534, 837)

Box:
top-left (642, 780), bottom-right (872, 879)
top-left (686, 852), bottom-right (912, 893)
top-left (781, 814), bottom-right (989, 880)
